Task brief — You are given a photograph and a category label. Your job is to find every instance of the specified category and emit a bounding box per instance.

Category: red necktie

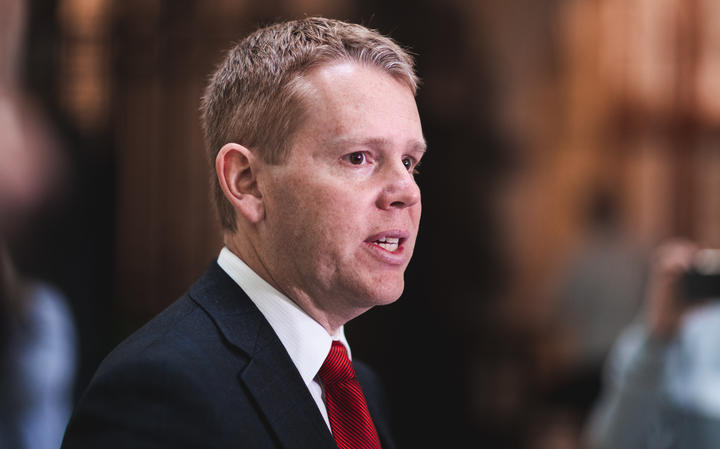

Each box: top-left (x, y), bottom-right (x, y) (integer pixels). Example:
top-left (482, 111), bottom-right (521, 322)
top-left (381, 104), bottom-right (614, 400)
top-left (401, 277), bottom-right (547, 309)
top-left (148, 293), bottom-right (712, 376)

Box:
top-left (318, 341), bottom-right (382, 449)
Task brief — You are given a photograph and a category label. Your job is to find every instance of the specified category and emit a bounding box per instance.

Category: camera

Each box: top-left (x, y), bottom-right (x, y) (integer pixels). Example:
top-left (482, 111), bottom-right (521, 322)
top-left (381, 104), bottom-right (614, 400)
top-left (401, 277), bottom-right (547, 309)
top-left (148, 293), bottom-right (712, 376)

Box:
top-left (679, 249), bottom-right (720, 303)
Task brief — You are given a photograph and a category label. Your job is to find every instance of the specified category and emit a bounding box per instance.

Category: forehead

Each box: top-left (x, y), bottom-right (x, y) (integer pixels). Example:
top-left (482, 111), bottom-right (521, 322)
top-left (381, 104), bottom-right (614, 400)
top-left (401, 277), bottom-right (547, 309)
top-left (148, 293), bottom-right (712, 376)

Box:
top-left (291, 62), bottom-right (424, 150)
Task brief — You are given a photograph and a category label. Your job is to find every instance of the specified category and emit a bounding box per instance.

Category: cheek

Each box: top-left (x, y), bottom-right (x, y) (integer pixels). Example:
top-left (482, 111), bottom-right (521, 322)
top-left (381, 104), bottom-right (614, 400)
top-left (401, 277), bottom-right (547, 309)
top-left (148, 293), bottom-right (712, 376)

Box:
top-left (291, 179), bottom-right (364, 222)
top-left (413, 201), bottom-right (422, 223)
top-left (271, 171), bottom-right (375, 246)
top-left (273, 185), bottom-right (353, 245)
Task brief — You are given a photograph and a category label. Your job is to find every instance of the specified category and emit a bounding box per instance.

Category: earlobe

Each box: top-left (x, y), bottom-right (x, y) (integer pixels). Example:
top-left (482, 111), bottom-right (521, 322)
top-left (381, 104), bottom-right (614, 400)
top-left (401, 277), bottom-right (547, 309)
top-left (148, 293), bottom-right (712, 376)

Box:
top-left (216, 143), bottom-right (265, 223)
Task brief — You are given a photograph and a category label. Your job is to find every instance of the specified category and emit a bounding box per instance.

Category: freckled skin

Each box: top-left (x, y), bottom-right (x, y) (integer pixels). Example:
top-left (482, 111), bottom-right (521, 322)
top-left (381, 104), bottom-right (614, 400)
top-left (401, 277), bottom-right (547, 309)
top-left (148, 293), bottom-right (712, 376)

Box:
top-left (239, 62), bottom-right (425, 333)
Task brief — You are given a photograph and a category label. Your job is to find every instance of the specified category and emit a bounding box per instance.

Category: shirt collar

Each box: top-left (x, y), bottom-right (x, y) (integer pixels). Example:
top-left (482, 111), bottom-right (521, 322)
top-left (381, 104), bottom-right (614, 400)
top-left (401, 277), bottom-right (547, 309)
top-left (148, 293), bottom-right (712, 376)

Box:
top-left (217, 247), bottom-right (350, 387)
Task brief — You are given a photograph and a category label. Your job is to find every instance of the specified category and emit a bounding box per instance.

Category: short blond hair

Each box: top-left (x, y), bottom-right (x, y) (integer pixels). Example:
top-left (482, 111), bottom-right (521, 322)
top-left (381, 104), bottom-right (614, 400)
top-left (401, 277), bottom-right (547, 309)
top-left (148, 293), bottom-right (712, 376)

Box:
top-left (200, 17), bottom-right (419, 230)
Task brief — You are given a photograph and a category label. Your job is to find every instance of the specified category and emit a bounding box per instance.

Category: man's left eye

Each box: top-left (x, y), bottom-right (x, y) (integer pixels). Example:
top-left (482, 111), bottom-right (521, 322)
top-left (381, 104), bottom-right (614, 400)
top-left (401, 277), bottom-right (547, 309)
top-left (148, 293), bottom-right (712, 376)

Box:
top-left (347, 152), bottom-right (366, 165)
top-left (402, 157), bottom-right (414, 171)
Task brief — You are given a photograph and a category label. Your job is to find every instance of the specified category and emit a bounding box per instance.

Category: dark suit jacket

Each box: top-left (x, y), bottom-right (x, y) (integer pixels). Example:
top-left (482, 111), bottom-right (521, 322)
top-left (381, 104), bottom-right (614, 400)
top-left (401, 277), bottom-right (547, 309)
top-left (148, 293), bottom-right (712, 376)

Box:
top-left (61, 262), bottom-right (396, 449)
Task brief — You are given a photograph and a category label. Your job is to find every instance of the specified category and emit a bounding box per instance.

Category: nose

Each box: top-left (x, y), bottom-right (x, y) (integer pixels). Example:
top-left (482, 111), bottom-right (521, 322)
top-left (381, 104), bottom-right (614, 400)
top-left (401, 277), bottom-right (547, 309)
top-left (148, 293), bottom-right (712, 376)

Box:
top-left (376, 162), bottom-right (421, 210)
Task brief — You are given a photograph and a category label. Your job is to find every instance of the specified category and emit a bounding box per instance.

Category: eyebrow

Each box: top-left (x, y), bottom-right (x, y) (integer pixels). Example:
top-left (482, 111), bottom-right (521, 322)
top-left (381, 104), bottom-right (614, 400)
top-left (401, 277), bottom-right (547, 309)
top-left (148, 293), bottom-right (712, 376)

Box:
top-left (327, 136), bottom-right (428, 153)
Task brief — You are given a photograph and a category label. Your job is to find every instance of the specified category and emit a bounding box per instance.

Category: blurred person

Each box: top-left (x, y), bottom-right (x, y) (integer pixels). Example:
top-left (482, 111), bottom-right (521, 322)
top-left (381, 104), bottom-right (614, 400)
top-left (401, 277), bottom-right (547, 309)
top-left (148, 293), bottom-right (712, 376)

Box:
top-left (1, 76), bottom-right (76, 449)
top-left (1, 1), bottom-right (78, 447)
top-left (586, 239), bottom-right (720, 449)
top-left (0, 243), bottom-right (77, 449)
top-left (1, 51), bottom-right (76, 449)
top-left (62, 17), bottom-right (424, 449)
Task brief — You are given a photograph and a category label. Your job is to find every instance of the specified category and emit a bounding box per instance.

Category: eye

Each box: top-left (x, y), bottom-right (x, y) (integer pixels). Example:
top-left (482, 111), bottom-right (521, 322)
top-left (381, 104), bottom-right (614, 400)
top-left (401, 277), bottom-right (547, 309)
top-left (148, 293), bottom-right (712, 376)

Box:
top-left (402, 156), bottom-right (420, 174)
top-left (346, 152), bottom-right (367, 165)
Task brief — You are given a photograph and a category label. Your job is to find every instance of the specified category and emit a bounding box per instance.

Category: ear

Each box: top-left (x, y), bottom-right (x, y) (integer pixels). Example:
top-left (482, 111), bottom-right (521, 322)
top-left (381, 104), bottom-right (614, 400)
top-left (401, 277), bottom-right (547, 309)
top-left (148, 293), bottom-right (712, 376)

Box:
top-left (216, 143), bottom-right (264, 223)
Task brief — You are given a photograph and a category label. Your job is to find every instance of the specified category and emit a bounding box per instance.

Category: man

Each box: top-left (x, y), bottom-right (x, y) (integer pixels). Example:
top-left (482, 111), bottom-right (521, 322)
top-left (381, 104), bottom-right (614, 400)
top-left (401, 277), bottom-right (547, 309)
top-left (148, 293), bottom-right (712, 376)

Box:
top-left (586, 240), bottom-right (720, 449)
top-left (61, 17), bottom-right (425, 449)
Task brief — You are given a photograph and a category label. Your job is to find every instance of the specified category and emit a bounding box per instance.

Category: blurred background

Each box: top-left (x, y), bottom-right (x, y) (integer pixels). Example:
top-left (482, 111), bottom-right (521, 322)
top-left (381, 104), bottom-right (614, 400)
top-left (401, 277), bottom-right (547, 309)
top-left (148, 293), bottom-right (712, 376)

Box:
top-left (2, 0), bottom-right (720, 448)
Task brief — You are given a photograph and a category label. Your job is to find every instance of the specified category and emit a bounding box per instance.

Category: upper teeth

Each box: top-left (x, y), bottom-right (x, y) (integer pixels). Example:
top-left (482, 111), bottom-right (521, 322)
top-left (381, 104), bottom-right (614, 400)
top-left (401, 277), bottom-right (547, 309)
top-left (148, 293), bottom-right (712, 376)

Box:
top-left (375, 237), bottom-right (400, 251)
top-left (377, 237), bottom-right (399, 243)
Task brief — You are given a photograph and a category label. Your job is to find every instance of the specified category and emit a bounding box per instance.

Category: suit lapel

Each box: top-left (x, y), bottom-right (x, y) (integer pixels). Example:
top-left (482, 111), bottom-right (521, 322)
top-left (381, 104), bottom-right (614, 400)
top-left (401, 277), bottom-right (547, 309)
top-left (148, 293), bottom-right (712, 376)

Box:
top-left (189, 263), bottom-right (337, 449)
top-left (239, 324), bottom-right (338, 449)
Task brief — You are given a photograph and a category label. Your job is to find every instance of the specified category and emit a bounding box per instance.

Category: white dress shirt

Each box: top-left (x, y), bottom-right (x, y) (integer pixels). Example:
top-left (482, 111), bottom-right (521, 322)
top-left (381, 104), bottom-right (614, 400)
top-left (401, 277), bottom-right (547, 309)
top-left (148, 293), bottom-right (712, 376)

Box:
top-left (217, 247), bottom-right (349, 430)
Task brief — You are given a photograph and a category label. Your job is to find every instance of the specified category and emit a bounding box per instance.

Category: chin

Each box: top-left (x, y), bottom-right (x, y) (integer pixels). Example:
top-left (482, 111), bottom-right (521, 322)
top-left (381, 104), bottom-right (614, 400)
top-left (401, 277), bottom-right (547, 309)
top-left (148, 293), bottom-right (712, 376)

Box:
top-left (367, 280), bottom-right (405, 306)
top-left (339, 271), bottom-right (406, 308)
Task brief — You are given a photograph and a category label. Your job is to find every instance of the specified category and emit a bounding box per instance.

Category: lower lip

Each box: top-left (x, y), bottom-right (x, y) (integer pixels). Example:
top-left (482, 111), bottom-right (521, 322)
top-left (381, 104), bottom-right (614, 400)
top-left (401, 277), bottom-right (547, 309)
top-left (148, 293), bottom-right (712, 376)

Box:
top-left (364, 241), bottom-right (408, 265)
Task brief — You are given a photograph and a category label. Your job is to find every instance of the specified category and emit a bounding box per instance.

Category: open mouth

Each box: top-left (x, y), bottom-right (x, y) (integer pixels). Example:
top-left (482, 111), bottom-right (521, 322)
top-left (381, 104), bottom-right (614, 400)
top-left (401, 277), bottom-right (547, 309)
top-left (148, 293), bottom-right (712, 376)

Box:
top-left (372, 236), bottom-right (401, 252)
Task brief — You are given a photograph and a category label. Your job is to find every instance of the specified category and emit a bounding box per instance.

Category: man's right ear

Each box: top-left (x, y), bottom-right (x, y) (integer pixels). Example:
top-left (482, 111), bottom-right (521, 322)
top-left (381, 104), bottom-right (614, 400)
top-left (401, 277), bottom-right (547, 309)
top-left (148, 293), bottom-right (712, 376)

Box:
top-left (216, 143), bottom-right (264, 224)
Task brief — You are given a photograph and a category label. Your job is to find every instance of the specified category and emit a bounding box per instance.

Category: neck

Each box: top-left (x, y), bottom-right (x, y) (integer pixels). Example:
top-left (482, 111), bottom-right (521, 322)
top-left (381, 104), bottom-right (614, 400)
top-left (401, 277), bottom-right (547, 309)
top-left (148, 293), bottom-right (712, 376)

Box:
top-left (223, 233), bottom-right (358, 335)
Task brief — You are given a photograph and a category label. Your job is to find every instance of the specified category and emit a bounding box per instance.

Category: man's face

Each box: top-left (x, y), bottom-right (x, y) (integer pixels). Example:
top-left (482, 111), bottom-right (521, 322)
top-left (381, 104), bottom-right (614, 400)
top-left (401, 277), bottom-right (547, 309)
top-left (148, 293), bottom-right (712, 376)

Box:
top-left (258, 62), bottom-right (425, 322)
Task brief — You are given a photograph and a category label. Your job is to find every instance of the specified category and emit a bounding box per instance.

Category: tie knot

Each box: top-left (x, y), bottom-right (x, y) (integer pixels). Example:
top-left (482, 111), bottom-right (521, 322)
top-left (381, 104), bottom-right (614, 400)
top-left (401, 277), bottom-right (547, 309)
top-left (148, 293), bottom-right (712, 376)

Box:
top-left (318, 341), bottom-right (355, 385)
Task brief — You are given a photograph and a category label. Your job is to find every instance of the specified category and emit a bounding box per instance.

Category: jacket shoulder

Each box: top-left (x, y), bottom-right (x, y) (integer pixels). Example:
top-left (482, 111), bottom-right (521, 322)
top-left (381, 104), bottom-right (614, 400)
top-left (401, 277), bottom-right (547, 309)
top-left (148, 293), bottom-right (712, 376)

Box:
top-left (62, 266), bottom-right (266, 449)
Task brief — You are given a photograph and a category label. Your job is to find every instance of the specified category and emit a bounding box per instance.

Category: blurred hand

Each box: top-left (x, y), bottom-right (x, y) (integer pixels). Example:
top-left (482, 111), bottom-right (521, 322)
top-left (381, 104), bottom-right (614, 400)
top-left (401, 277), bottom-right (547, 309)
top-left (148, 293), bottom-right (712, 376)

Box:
top-left (644, 239), bottom-right (698, 339)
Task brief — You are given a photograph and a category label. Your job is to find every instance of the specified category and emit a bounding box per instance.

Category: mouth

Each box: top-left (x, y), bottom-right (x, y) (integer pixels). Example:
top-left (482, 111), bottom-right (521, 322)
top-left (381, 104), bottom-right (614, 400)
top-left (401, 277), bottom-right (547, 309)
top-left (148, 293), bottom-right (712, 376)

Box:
top-left (373, 236), bottom-right (401, 252)
top-left (365, 231), bottom-right (409, 254)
